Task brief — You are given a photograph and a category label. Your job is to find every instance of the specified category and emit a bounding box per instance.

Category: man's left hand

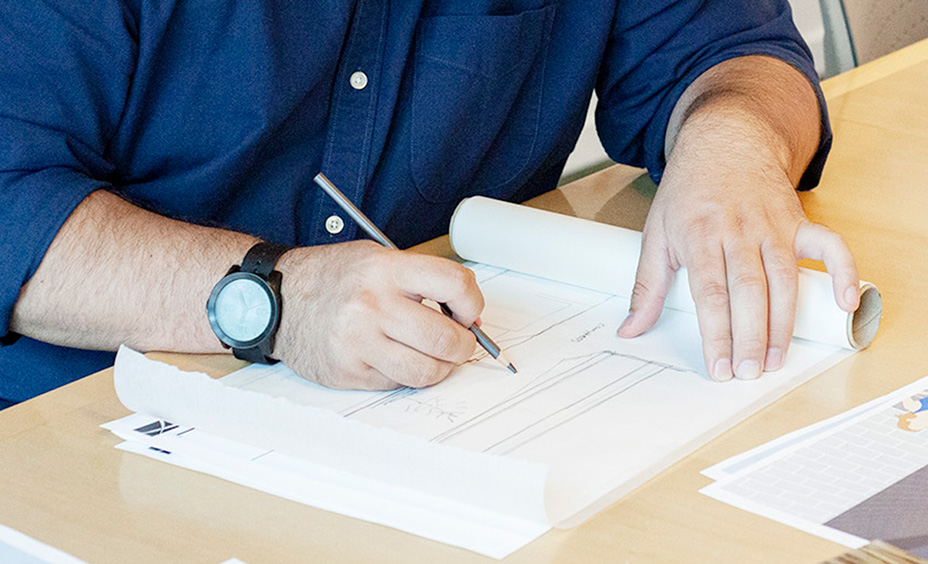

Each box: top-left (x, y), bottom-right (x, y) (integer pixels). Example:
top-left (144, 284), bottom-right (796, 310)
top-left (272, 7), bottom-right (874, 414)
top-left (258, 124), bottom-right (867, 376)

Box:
top-left (616, 56), bottom-right (860, 381)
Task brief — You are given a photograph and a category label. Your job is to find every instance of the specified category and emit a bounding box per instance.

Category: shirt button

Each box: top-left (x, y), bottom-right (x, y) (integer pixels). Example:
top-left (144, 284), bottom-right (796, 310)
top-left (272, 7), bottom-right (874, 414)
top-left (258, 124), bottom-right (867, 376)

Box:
top-left (349, 71), bottom-right (368, 90)
top-left (325, 215), bottom-right (345, 235)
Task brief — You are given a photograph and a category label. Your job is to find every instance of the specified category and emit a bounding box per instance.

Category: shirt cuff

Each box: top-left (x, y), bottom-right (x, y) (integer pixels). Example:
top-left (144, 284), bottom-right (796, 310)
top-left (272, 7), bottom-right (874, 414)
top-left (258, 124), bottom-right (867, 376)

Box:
top-left (644, 47), bottom-right (833, 191)
top-left (0, 169), bottom-right (106, 342)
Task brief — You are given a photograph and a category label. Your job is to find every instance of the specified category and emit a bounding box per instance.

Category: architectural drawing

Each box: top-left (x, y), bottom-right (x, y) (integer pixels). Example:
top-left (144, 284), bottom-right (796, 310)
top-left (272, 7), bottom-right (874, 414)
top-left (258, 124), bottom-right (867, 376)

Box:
top-left (216, 261), bottom-right (847, 525)
top-left (223, 263), bottom-right (698, 456)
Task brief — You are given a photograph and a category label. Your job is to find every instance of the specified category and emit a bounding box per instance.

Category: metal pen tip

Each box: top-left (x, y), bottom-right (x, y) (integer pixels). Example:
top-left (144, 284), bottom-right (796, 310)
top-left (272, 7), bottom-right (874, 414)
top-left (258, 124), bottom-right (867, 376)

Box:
top-left (507, 363), bottom-right (518, 374)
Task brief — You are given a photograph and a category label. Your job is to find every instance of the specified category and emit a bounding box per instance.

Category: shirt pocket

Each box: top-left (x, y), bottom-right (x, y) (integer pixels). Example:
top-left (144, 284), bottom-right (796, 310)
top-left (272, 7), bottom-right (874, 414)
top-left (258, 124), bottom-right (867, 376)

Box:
top-left (410, 6), bottom-right (553, 204)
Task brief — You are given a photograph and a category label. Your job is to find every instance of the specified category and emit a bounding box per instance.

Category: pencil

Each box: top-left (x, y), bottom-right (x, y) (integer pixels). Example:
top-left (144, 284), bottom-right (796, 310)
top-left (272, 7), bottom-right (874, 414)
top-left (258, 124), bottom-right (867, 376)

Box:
top-left (313, 173), bottom-right (517, 374)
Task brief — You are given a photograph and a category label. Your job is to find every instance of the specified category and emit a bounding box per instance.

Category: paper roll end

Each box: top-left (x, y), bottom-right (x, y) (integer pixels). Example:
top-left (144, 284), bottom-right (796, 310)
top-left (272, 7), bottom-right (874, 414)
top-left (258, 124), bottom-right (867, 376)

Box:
top-left (848, 283), bottom-right (882, 350)
top-left (448, 197), bottom-right (475, 258)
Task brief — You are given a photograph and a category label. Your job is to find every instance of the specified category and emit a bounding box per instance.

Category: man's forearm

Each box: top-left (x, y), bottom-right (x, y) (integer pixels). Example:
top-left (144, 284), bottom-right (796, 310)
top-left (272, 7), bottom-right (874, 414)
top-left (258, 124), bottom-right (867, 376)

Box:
top-left (11, 190), bottom-right (258, 352)
top-left (10, 189), bottom-right (488, 392)
top-left (665, 55), bottom-right (821, 187)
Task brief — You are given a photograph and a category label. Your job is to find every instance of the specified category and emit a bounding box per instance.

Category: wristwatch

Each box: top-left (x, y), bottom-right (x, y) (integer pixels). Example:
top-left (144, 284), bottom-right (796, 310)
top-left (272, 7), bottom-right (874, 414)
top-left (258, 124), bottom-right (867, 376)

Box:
top-left (206, 242), bottom-right (290, 364)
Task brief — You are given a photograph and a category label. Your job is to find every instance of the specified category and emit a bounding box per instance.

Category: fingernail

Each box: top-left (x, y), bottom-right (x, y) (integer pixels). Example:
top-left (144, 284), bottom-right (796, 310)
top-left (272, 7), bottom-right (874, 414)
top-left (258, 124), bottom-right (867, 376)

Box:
top-left (617, 314), bottom-right (634, 336)
top-left (712, 358), bottom-right (733, 382)
top-left (765, 347), bottom-right (784, 371)
top-left (737, 360), bottom-right (762, 381)
top-left (845, 286), bottom-right (859, 310)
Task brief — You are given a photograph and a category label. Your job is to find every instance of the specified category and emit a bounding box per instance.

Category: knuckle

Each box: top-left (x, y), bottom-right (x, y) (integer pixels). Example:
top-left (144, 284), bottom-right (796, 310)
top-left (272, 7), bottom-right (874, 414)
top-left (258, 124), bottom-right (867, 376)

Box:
top-left (353, 239), bottom-right (386, 262)
top-left (735, 335), bottom-right (767, 353)
top-left (344, 292), bottom-right (380, 322)
top-left (457, 333), bottom-right (478, 363)
top-left (448, 266), bottom-right (484, 319)
top-left (448, 264), bottom-right (477, 295)
top-left (765, 256), bottom-right (798, 283)
top-left (472, 288), bottom-right (486, 317)
top-left (695, 282), bottom-right (730, 310)
top-left (809, 223), bottom-right (842, 247)
top-left (320, 360), bottom-right (365, 390)
top-left (704, 334), bottom-right (732, 354)
top-left (729, 273), bottom-right (766, 294)
top-left (362, 368), bottom-right (401, 391)
top-left (365, 246), bottom-right (396, 274)
top-left (407, 357), bottom-right (441, 388)
top-left (821, 227), bottom-right (843, 245)
top-left (434, 361), bottom-right (455, 383)
top-left (430, 324), bottom-right (463, 359)
top-left (682, 216), bottom-right (714, 239)
top-left (681, 242), bottom-right (715, 267)
top-left (631, 279), bottom-right (655, 300)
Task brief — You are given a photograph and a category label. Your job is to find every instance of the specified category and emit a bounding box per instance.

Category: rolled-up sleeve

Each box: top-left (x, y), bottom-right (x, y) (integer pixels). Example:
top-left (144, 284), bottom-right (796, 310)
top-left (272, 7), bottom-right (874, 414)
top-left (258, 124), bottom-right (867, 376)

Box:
top-left (0, 1), bottom-right (137, 340)
top-left (595, 0), bottom-right (830, 189)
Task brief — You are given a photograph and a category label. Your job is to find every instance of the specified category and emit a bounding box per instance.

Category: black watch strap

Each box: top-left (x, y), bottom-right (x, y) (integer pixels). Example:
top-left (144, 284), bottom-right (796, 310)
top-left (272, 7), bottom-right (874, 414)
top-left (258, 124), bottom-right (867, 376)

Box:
top-left (232, 241), bottom-right (290, 364)
top-left (240, 242), bottom-right (291, 277)
top-left (233, 337), bottom-right (277, 365)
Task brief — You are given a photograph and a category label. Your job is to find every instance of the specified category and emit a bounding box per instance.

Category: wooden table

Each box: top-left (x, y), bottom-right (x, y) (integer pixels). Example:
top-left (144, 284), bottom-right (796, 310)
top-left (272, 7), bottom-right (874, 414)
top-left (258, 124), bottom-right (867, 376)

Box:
top-left (4, 39), bottom-right (928, 564)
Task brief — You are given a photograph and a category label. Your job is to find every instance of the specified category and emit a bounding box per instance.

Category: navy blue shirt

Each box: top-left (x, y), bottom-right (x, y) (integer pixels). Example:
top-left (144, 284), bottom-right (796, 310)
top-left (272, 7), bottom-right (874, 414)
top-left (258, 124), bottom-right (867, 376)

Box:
top-left (0, 0), bottom-right (830, 406)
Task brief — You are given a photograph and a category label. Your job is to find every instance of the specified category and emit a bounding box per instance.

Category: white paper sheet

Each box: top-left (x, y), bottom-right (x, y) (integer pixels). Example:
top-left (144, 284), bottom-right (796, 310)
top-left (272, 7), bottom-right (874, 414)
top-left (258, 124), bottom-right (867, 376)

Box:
top-left (701, 375), bottom-right (928, 553)
top-left (111, 347), bottom-right (550, 559)
top-left (0, 523), bottom-right (86, 564)
top-left (701, 388), bottom-right (899, 481)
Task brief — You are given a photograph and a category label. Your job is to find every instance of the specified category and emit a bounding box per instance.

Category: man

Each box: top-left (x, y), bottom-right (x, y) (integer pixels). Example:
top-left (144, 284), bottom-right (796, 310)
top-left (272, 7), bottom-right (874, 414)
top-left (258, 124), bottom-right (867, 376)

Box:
top-left (0, 0), bottom-right (859, 407)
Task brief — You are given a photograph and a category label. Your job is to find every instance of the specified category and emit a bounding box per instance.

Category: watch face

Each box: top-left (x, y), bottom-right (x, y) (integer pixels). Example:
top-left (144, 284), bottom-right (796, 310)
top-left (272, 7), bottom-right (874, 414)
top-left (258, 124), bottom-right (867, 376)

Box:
top-left (209, 273), bottom-right (275, 346)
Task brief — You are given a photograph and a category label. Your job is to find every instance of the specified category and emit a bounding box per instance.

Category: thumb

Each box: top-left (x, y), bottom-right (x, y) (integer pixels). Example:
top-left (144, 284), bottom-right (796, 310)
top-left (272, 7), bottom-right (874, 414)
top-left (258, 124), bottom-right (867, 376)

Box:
top-left (794, 221), bottom-right (860, 312)
top-left (618, 233), bottom-right (676, 338)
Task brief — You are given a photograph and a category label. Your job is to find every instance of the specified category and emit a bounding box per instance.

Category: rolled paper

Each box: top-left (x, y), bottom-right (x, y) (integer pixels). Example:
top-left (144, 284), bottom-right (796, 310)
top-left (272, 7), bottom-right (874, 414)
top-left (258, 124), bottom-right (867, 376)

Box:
top-left (449, 196), bottom-right (881, 350)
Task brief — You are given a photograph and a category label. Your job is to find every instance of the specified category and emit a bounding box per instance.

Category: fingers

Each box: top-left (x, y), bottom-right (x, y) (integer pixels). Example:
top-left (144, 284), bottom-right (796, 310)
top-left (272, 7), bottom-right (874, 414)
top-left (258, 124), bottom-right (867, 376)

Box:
top-left (342, 250), bottom-right (481, 389)
top-left (686, 222), bottom-right (854, 381)
top-left (332, 365), bottom-right (403, 391)
top-left (795, 222), bottom-right (860, 312)
top-left (380, 297), bottom-right (477, 364)
top-left (726, 244), bottom-right (767, 381)
top-left (320, 300), bottom-right (470, 391)
top-left (618, 232), bottom-right (676, 338)
top-left (390, 254), bottom-right (485, 326)
top-left (762, 240), bottom-right (798, 372)
top-left (279, 244), bottom-right (487, 391)
top-left (364, 334), bottom-right (457, 388)
top-left (685, 245), bottom-right (734, 382)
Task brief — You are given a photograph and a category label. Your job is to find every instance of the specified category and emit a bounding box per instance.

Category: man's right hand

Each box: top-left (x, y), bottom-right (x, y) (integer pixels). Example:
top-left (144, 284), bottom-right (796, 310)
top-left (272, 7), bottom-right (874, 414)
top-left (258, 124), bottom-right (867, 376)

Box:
top-left (274, 241), bottom-right (483, 390)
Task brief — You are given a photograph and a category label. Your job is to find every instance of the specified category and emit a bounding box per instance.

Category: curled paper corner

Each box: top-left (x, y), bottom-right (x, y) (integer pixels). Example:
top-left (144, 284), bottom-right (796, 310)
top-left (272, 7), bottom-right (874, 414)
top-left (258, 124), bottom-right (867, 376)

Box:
top-left (111, 345), bottom-right (553, 556)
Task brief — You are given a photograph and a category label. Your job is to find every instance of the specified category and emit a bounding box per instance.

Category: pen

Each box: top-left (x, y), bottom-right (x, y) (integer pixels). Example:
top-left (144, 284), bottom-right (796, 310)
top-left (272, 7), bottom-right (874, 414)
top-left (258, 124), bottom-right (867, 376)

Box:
top-left (313, 172), bottom-right (517, 374)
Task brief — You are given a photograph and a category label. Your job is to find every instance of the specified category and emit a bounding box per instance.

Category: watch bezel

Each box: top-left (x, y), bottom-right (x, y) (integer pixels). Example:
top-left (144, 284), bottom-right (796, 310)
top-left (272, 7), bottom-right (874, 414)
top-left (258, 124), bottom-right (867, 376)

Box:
top-left (206, 271), bottom-right (280, 350)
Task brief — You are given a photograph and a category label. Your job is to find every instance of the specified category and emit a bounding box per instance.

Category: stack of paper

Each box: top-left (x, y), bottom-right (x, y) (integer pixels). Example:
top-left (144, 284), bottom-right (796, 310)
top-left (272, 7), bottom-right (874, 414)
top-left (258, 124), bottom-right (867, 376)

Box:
top-left (702, 375), bottom-right (928, 559)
